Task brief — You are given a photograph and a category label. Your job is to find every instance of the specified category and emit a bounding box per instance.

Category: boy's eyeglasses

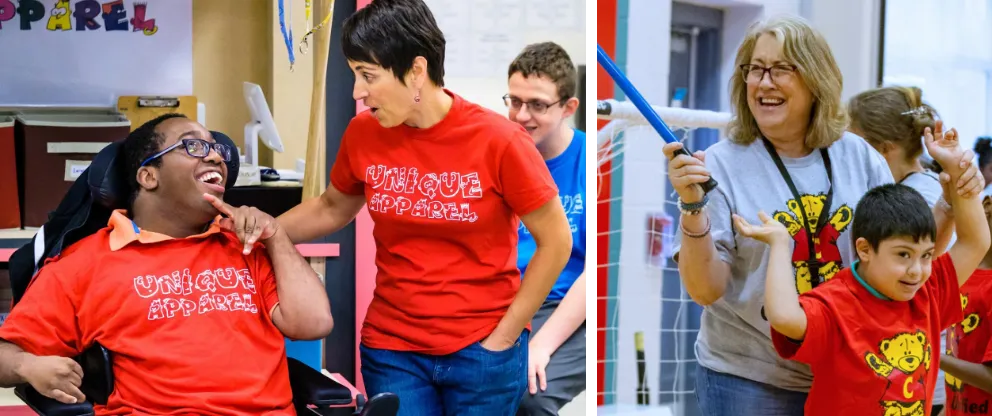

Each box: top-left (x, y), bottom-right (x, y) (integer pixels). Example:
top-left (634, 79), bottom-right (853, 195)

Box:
top-left (502, 94), bottom-right (565, 115)
top-left (140, 138), bottom-right (232, 167)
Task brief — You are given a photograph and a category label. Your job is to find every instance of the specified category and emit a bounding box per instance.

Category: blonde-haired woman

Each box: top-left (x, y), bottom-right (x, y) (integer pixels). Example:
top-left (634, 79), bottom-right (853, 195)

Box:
top-left (665, 16), bottom-right (977, 414)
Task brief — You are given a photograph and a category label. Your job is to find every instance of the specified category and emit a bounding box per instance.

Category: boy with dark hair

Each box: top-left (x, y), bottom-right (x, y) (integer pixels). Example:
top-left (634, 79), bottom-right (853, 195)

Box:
top-left (507, 41), bottom-right (585, 415)
top-left (938, 190), bottom-right (992, 416)
top-left (734, 124), bottom-right (990, 416)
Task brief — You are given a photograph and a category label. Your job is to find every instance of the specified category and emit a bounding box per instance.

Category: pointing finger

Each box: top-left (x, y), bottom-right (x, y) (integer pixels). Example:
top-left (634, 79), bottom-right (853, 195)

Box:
top-left (203, 193), bottom-right (235, 217)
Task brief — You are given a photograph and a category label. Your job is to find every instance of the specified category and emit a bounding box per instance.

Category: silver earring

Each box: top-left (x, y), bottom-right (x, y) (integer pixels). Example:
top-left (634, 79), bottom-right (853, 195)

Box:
top-left (414, 92), bottom-right (421, 103)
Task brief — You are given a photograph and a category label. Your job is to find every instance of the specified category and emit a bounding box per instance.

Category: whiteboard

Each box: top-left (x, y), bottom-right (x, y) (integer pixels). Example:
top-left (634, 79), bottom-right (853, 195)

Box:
top-left (0, 0), bottom-right (192, 107)
top-left (423, 0), bottom-right (586, 115)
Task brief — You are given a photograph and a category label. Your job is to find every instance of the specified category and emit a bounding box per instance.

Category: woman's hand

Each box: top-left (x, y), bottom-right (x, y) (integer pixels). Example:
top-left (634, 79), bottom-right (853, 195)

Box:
top-left (663, 142), bottom-right (709, 204)
top-left (941, 149), bottom-right (985, 200)
top-left (479, 333), bottom-right (517, 352)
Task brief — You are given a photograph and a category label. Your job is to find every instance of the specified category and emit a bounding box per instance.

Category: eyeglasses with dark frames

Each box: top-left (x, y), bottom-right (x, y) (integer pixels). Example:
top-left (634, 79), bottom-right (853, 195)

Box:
top-left (502, 94), bottom-right (566, 115)
top-left (739, 64), bottom-right (798, 84)
top-left (140, 138), bottom-right (232, 167)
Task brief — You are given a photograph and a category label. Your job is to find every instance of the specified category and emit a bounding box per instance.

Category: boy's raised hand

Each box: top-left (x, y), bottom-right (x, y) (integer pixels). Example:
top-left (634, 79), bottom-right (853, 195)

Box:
top-left (926, 120), bottom-right (968, 178)
top-left (733, 211), bottom-right (790, 246)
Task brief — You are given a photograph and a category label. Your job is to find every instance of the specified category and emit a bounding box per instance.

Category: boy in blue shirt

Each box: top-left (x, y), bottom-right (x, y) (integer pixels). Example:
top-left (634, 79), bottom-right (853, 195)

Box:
top-left (506, 41), bottom-right (586, 415)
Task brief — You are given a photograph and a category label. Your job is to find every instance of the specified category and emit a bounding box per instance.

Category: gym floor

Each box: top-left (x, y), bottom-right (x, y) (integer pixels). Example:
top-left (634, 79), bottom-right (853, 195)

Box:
top-left (0, 388), bottom-right (587, 414)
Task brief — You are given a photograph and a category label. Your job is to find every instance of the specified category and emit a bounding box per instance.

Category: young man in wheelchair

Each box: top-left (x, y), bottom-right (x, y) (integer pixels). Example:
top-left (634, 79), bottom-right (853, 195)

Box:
top-left (0, 114), bottom-right (334, 414)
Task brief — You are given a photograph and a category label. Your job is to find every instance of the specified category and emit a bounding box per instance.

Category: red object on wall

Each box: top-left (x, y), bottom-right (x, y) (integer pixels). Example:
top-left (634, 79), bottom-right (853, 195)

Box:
top-left (0, 117), bottom-right (19, 229)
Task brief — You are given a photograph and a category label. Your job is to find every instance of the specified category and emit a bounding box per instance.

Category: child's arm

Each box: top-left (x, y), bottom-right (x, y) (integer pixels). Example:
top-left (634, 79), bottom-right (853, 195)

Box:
top-left (933, 151), bottom-right (984, 256)
top-left (766, 236), bottom-right (807, 340)
top-left (940, 355), bottom-right (992, 394)
top-left (947, 183), bottom-right (987, 285)
top-left (927, 122), bottom-right (992, 285)
top-left (932, 196), bottom-right (954, 256)
top-left (733, 212), bottom-right (807, 340)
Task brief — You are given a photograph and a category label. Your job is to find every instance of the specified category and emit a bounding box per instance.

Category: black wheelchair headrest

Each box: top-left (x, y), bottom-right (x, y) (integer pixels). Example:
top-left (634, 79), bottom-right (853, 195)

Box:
top-left (87, 131), bottom-right (241, 208)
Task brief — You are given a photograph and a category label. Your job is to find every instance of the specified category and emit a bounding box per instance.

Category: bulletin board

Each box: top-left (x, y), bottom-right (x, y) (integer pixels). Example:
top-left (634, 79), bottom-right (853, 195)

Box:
top-left (423, 0), bottom-right (586, 115)
top-left (0, 0), bottom-right (193, 108)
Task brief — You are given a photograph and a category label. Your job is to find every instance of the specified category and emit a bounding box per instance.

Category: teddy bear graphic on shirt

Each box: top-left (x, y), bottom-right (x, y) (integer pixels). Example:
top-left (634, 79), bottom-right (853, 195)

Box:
top-left (772, 193), bottom-right (853, 294)
top-left (864, 330), bottom-right (932, 416)
top-left (945, 293), bottom-right (982, 392)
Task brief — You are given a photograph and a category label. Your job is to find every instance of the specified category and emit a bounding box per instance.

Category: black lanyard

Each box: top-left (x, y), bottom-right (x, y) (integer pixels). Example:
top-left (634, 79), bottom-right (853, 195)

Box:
top-left (761, 138), bottom-right (833, 288)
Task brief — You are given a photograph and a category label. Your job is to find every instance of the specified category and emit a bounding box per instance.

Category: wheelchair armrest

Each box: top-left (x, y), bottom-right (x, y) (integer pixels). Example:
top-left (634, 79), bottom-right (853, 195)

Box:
top-left (323, 371), bottom-right (362, 403)
top-left (76, 343), bottom-right (113, 405)
top-left (14, 384), bottom-right (95, 416)
top-left (287, 357), bottom-right (355, 406)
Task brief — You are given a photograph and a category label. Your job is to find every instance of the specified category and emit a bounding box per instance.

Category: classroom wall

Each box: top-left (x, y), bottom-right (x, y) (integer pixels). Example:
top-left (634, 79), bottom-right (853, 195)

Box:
top-left (195, 0), bottom-right (588, 170)
top-left (429, 0), bottom-right (587, 120)
top-left (0, 1), bottom-right (319, 171)
top-left (192, 0), bottom-right (274, 167)
top-left (194, 0), bottom-right (323, 171)
top-left (269, 0), bottom-right (316, 171)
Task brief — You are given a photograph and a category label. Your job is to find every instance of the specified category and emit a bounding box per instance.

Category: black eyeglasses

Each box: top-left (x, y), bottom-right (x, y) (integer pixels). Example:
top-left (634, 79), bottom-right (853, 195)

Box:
top-left (502, 94), bottom-right (565, 115)
top-left (739, 64), bottom-right (798, 84)
top-left (140, 138), bottom-right (232, 167)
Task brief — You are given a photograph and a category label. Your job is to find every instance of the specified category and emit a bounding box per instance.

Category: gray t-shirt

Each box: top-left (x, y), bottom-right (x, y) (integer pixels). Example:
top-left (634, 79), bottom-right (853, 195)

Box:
top-left (672, 132), bottom-right (893, 392)
top-left (900, 170), bottom-right (942, 207)
top-left (901, 169), bottom-right (947, 404)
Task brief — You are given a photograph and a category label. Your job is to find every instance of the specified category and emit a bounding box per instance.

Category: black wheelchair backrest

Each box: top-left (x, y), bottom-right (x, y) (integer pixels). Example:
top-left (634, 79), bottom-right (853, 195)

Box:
top-left (8, 131), bottom-right (240, 305)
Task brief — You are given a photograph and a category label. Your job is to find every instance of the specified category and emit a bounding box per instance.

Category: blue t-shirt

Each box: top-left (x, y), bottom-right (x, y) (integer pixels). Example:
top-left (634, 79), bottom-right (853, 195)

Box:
top-left (517, 129), bottom-right (586, 301)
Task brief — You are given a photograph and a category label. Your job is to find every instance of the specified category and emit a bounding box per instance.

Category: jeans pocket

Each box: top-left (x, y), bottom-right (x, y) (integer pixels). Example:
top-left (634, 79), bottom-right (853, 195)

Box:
top-left (476, 331), bottom-right (528, 356)
top-left (475, 337), bottom-right (520, 355)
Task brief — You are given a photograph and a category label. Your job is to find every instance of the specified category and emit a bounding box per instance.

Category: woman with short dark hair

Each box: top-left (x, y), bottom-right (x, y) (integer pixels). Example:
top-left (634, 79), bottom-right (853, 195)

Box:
top-left (274, 0), bottom-right (574, 414)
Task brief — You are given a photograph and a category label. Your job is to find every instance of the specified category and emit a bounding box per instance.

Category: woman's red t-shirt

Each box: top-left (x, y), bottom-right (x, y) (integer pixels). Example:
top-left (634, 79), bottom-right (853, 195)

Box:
top-left (331, 90), bottom-right (558, 355)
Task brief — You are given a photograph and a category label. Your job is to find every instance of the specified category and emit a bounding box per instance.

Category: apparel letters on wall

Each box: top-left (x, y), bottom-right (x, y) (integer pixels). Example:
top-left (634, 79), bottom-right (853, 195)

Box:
top-left (0, 0), bottom-right (193, 107)
top-left (0, 0), bottom-right (158, 34)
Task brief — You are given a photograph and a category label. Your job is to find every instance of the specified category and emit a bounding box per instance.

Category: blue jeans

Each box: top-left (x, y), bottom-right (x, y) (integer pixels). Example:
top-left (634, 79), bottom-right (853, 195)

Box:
top-left (695, 365), bottom-right (807, 416)
top-left (360, 331), bottom-right (528, 416)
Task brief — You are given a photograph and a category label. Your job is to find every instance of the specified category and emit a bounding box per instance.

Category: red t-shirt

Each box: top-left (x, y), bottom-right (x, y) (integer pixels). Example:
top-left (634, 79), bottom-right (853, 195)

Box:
top-left (0, 211), bottom-right (293, 415)
top-left (771, 253), bottom-right (963, 416)
top-left (944, 269), bottom-right (992, 415)
top-left (330, 90), bottom-right (558, 355)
